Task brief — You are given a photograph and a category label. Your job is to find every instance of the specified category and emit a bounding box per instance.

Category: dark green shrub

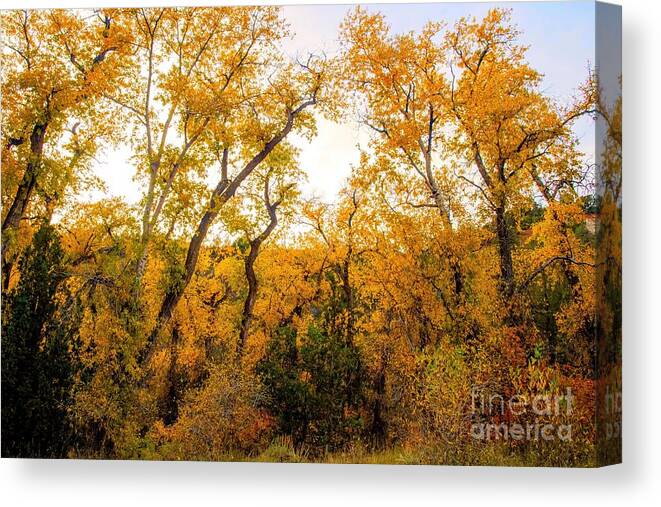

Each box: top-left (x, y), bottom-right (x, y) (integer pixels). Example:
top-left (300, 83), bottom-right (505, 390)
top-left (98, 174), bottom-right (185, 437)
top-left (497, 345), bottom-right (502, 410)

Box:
top-left (257, 324), bottom-right (363, 453)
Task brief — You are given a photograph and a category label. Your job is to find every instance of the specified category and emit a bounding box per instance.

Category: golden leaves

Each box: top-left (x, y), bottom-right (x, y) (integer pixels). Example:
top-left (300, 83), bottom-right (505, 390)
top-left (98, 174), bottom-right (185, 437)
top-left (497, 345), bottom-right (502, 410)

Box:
top-left (1, 6), bottom-right (612, 464)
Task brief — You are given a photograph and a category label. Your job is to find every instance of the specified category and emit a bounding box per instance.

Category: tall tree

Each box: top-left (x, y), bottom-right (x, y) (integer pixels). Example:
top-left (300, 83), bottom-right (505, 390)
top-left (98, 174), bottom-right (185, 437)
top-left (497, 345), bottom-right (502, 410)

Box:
top-left (340, 8), bottom-right (465, 298)
top-left (446, 9), bottom-right (591, 302)
top-left (141, 52), bottom-right (332, 365)
top-left (104, 8), bottom-right (288, 291)
top-left (1, 9), bottom-right (130, 265)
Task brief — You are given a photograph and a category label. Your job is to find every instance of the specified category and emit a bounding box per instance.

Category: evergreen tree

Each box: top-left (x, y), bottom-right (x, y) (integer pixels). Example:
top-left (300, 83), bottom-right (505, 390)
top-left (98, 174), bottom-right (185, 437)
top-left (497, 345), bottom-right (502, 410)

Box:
top-left (1, 225), bottom-right (80, 457)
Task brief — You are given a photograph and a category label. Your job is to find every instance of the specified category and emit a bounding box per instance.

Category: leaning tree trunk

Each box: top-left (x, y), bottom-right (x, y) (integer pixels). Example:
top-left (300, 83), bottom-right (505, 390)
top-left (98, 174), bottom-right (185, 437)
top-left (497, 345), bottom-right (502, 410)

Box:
top-left (237, 246), bottom-right (259, 361)
top-left (140, 101), bottom-right (315, 367)
top-left (147, 204), bottom-right (218, 359)
top-left (237, 214), bottom-right (278, 362)
top-left (2, 122), bottom-right (48, 262)
top-left (2, 22), bottom-right (118, 265)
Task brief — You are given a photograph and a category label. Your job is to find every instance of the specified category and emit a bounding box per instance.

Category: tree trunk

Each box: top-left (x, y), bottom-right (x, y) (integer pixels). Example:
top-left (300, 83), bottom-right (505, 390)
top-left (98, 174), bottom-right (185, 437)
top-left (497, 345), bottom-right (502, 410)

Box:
top-left (160, 324), bottom-right (181, 426)
top-left (2, 122), bottom-right (48, 261)
top-left (369, 348), bottom-right (388, 449)
top-left (420, 116), bottom-right (464, 300)
top-left (447, 255), bottom-right (464, 300)
top-left (237, 242), bottom-right (260, 361)
top-left (495, 204), bottom-right (515, 299)
top-left (341, 246), bottom-right (354, 341)
top-left (148, 206), bottom-right (217, 350)
top-left (131, 159), bottom-right (160, 299)
top-left (2, 261), bottom-right (13, 293)
top-left (238, 193), bottom-right (279, 361)
top-left (132, 236), bottom-right (151, 301)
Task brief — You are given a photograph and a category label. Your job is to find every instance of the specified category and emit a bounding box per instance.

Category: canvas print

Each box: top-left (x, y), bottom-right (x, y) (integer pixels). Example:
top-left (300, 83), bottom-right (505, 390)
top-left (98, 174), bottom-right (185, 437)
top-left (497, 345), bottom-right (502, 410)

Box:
top-left (0, 1), bottom-right (621, 466)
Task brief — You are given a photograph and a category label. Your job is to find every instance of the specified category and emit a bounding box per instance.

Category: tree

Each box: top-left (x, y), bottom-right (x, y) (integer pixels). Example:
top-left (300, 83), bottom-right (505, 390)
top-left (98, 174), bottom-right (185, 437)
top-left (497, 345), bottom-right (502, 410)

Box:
top-left (104, 8), bottom-right (285, 291)
top-left (1, 9), bottom-right (131, 267)
top-left (340, 8), bottom-right (465, 298)
top-left (234, 150), bottom-right (300, 362)
top-left (446, 9), bottom-right (591, 304)
top-left (1, 225), bottom-right (80, 457)
top-left (142, 52), bottom-right (332, 365)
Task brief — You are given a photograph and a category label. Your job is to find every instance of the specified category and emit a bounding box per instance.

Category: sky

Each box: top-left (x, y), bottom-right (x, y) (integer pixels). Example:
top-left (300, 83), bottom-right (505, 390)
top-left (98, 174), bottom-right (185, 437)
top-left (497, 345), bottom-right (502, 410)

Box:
top-left (92, 1), bottom-right (597, 205)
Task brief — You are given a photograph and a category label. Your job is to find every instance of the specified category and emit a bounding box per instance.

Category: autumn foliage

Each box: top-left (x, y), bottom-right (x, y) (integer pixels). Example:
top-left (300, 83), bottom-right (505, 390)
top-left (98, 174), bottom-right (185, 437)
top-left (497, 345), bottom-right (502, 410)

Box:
top-left (1, 6), bottom-right (620, 466)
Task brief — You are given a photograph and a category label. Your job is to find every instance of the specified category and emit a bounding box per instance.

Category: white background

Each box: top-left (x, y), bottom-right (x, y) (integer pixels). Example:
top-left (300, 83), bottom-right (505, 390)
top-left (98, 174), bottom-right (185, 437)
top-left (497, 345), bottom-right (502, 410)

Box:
top-left (1, 0), bottom-right (659, 505)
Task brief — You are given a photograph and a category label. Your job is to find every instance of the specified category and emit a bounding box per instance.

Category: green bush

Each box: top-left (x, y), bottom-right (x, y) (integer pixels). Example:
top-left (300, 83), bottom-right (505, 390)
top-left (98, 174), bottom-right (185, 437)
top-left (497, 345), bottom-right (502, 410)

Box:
top-left (257, 324), bottom-right (363, 453)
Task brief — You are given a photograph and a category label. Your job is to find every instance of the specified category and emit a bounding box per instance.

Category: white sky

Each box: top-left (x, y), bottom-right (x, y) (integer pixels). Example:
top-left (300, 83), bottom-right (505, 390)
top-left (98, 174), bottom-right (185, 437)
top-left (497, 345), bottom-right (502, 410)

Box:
top-left (89, 2), bottom-right (596, 206)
